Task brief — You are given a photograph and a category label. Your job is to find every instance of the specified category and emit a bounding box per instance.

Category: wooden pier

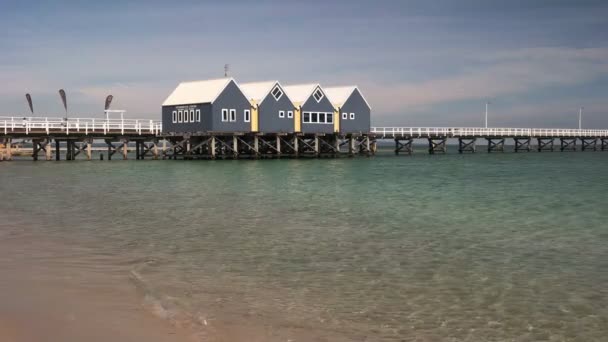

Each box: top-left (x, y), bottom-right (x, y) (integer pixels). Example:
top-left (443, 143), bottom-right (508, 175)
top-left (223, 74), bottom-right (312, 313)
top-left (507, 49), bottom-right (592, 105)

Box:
top-left (372, 127), bottom-right (608, 155)
top-left (3, 118), bottom-right (608, 161)
top-left (0, 116), bottom-right (375, 160)
top-left (1, 116), bottom-right (161, 161)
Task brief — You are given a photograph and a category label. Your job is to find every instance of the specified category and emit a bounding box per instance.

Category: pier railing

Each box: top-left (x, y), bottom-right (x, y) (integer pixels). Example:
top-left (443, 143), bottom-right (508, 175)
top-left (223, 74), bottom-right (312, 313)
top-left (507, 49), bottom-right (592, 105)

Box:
top-left (371, 127), bottom-right (608, 138)
top-left (0, 116), bottom-right (162, 136)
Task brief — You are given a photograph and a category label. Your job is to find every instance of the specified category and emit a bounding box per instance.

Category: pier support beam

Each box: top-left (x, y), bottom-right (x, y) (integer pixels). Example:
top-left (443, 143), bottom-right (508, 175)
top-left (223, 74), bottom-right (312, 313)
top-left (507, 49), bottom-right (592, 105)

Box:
top-left (560, 138), bottom-right (577, 152)
top-left (458, 138), bottom-right (476, 153)
top-left (514, 138), bottom-right (531, 152)
top-left (395, 138), bottom-right (413, 155)
top-left (581, 138), bottom-right (597, 151)
top-left (486, 138), bottom-right (505, 153)
top-left (55, 139), bottom-right (60, 160)
top-left (537, 138), bottom-right (554, 152)
top-left (602, 138), bottom-right (608, 151)
top-left (86, 139), bottom-right (92, 160)
top-left (45, 139), bottom-right (52, 160)
top-left (428, 138), bottom-right (447, 154)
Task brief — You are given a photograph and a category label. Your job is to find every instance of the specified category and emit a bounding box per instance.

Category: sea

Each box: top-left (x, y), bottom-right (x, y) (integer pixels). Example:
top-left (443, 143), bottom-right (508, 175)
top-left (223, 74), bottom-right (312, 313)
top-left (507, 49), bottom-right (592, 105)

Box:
top-left (1, 147), bottom-right (607, 341)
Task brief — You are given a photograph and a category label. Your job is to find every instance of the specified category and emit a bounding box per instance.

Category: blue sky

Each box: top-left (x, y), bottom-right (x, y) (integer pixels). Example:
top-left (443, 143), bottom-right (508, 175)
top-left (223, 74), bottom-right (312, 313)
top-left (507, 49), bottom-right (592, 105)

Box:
top-left (1, 0), bottom-right (607, 128)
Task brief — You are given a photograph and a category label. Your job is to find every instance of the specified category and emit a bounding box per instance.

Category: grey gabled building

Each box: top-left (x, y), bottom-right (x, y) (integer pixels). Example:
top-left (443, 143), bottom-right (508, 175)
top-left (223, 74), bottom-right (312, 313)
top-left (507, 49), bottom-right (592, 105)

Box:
top-left (162, 77), bottom-right (251, 133)
top-left (283, 84), bottom-right (336, 134)
top-left (324, 86), bottom-right (371, 134)
top-left (240, 81), bottom-right (295, 133)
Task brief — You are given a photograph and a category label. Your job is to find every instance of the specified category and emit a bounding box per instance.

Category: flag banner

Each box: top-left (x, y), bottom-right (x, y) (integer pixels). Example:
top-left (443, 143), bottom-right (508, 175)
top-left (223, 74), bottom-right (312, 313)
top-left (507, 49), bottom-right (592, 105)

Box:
top-left (105, 95), bottom-right (114, 110)
top-left (25, 93), bottom-right (34, 114)
top-left (59, 89), bottom-right (67, 114)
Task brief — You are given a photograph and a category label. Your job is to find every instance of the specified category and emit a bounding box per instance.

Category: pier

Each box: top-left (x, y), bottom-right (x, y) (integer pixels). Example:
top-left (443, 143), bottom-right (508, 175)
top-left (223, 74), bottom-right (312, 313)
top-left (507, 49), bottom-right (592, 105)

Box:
top-left (2, 117), bottom-right (608, 161)
top-left (372, 127), bottom-right (608, 154)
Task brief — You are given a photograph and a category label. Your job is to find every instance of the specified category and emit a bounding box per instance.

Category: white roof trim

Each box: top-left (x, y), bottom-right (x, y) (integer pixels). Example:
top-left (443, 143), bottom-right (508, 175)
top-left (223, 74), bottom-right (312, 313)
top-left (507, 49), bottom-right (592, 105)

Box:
top-left (324, 86), bottom-right (372, 110)
top-left (240, 81), bottom-right (294, 105)
top-left (162, 77), bottom-right (243, 106)
top-left (282, 83), bottom-right (324, 105)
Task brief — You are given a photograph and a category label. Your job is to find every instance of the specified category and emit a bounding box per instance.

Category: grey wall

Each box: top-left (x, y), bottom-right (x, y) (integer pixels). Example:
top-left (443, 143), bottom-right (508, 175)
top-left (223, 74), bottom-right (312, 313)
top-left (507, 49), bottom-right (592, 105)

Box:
top-left (258, 85), bottom-right (295, 133)
top-left (211, 80), bottom-right (252, 133)
top-left (300, 91), bottom-right (335, 134)
top-left (339, 88), bottom-right (371, 134)
top-left (162, 103), bottom-right (212, 133)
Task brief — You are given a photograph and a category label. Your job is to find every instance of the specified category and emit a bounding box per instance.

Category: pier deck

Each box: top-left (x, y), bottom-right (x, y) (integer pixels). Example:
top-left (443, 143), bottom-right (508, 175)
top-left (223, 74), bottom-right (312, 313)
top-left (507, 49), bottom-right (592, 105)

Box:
top-left (2, 117), bottom-right (608, 160)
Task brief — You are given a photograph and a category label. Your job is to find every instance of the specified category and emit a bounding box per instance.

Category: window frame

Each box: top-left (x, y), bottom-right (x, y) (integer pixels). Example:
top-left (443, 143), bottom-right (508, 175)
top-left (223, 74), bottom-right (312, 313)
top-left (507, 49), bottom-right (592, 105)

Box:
top-left (196, 109), bottom-right (201, 122)
top-left (312, 88), bottom-right (324, 102)
top-left (287, 111), bottom-right (293, 118)
top-left (222, 109), bottom-right (228, 122)
top-left (271, 86), bottom-right (283, 101)
top-left (190, 110), bottom-right (195, 122)
top-left (303, 112), bottom-right (310, 123)
top-left (326, 113), bottom-right (333, 124)
top-left (279, 110), bottom-right (285, 118)
top-left (319, 112), bottom-right (326, 123)
top-left (342, 112), bottom-right (348, 120)
top-left (350, 112), bottom-right (355, 120)
top-left (172, 111), bottom-right (177, 123)
top-left (178, 110), bottom-right (183, 123)
top-left (229, 109), bottom-right (236, 122)
top-left (244, 109), bottom-right (251, 123)
top-left (311, 112), bottom-right (318, 123)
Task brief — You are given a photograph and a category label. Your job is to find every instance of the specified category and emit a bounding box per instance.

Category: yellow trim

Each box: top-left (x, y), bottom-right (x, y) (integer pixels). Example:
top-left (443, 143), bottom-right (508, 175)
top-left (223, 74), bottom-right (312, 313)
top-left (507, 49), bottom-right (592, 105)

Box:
top-left (251, 105), bottom-right (259, 132)
top-left (294, 107), bottom-right (301, 132)
top-left (333, 109), bottom-right (340, 133)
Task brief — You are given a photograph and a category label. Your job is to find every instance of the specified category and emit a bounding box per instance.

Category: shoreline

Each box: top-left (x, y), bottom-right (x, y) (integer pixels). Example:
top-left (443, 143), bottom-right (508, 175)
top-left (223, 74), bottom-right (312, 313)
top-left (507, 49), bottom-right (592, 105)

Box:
top-left (0, 234), bottom-right (201, 342)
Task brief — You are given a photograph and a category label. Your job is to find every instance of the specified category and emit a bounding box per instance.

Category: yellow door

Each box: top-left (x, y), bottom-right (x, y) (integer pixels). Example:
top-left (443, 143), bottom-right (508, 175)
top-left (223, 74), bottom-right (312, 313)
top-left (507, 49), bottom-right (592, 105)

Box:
top-left (333, 109), bottom-right (340, 133)
top-left (251, 105), bottom-right (259, 132)
top-left (294, 107), bottom-right (301, 132)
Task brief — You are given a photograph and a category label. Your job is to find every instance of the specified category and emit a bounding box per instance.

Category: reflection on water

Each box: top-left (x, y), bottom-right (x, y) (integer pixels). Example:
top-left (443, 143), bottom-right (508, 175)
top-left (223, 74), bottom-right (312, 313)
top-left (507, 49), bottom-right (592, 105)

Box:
top-left (1, 150), bottom-right (608, 341)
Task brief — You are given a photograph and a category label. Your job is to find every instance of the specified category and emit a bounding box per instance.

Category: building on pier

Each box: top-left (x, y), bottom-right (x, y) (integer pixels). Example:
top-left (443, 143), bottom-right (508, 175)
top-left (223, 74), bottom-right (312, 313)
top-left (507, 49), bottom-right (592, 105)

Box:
top-left (324, 86), bottom-right (371, 134)
top-left (282, 84), bottom-right (336, 134)
top-left (162, 77), bottom-right (251, 134)
top-left (240, 81), bottom-right (295, 134)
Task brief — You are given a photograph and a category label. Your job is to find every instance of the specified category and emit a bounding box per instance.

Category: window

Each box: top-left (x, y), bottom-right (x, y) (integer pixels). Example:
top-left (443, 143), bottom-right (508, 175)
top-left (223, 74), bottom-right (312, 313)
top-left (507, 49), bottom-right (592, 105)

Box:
top-left (350, 112), bottom-right (355, 120)
top-left (312, 88), bottom-right (324, 102)
top-left (287, 111), bottom-right (293, 118)
top-left (311, 112), bottom-right (318, 123)
top-left (196, 109), bottom-right (201, 122)
top-left (271, 86), bottom-right (283, 101)
top-left (222, 109), bottom-right (228, 122)
top-left (229, 109), bottom-right (236, 122)
top-left (303, 112), bottom-right (310, 123)
top-left (319, 113), bottom-right (326, 123)
top-left (184, 110), bottom-right (189, 123)
top-left (279, 110), bottom-right (285, 118)
top-left (178, 110), bottom-right (183, 123)
top-left (244, 109), bottom-right (251, 122)
top-left (342, 112), bottom-right (348, 120)
top-left (172, 111), bottom-right (177, 123)
top-left (326, 113), bottom-right (333, 124)
top-left (190, 110), bottom-right (195, 122)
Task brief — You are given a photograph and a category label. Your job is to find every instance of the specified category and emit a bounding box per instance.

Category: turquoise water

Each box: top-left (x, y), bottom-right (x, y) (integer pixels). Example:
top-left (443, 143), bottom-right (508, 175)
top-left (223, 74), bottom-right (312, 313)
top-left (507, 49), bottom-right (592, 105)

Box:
top-left (1, 150), bottom-right (608, 341)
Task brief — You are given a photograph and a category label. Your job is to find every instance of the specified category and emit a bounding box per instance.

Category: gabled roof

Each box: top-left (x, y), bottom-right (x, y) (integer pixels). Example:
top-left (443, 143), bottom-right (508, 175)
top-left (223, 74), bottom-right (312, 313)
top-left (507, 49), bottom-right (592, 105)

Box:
top-left (282, 83), bottom-right (322, 104)
top-left (162, 77), bottom-right (238, 106)
top-left (240, 81), bottom-right (292, 105)
top-left (324, 86), bottom-right (372, 109)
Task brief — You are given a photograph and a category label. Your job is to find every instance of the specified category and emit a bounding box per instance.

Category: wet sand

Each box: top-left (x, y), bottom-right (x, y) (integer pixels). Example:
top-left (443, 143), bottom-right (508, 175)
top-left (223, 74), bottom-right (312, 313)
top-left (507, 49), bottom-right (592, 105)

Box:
top-left (0, 234), bottom-right (200, 342)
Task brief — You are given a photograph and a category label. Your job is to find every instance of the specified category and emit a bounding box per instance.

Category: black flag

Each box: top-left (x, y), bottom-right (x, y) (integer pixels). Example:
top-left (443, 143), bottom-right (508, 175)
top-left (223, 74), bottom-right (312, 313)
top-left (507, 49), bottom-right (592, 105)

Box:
top-left (25, 93), bottom-right (34, 114)
top-left (105, 95), bottom-right (114, 110)
top-left (58, 89), bottom-right (67, 115)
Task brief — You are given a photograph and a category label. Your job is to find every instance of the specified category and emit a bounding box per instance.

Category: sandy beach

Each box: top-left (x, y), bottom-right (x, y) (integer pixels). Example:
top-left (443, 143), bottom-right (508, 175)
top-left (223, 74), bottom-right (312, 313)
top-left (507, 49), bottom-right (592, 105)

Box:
top-left (0, 234), bottom-right (200, 342)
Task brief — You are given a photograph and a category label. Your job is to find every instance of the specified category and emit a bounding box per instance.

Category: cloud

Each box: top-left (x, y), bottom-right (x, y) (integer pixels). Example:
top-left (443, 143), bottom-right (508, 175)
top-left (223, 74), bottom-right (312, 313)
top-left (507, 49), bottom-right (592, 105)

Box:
top-left (362, 47), bottom-right (608, 114)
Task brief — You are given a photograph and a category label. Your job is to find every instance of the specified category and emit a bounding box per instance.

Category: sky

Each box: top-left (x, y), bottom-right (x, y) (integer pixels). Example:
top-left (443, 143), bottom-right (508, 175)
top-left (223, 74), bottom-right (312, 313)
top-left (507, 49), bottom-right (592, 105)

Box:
top-left (1, 0), bottom-right (607, 128)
